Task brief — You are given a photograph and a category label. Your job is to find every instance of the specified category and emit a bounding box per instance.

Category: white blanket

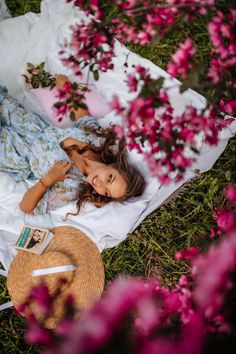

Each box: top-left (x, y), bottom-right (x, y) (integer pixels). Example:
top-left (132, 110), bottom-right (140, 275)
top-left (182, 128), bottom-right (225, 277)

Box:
top-left (0, 0), bottom-right (235, 271)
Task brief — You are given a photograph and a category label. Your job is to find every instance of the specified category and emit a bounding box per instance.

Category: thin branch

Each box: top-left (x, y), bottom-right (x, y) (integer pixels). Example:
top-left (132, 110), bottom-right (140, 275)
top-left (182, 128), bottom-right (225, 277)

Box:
top-left (116, 2), bottom-right (235, 16)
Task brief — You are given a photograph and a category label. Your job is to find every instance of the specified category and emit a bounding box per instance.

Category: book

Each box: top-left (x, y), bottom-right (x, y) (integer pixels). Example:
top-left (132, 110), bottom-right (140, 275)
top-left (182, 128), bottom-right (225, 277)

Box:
top-left (15, 225), bottom-right (54, 255)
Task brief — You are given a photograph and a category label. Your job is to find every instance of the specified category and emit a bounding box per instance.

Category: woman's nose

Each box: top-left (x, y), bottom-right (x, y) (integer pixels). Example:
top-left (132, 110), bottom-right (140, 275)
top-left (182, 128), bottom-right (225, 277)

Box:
top-left (96, 177), bottom-right (105, 188)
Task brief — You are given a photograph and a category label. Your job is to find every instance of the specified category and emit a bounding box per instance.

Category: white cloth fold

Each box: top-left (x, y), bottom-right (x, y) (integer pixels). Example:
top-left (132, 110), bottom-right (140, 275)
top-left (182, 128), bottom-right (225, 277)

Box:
top-left (0, 266), bottom-right (13, 311)
top-left (0, 268), bottom-right (8, 277)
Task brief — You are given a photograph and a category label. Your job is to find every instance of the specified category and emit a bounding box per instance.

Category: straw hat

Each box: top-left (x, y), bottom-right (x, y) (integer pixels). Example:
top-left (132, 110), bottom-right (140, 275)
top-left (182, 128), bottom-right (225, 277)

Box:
top-left (7, 226), bottom-right (105, 328)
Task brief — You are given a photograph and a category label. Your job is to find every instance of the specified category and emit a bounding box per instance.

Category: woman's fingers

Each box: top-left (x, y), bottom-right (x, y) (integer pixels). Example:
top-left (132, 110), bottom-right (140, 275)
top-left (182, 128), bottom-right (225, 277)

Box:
top-left (55, 74), bottom-right (69, 87)
top-left (55, 160), bottom-right (72, 167)
top-left (64, 162), bottom-right (73, 171)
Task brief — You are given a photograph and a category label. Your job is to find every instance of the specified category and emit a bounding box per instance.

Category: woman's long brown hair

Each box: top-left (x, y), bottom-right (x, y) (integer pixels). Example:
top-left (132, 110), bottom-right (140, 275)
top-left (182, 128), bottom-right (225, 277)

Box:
top-left (62, 124), bottom-right (146, 216)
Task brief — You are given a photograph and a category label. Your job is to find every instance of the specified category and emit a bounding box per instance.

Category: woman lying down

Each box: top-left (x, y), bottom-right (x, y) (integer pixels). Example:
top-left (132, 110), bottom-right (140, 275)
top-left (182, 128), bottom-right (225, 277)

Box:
top-left (0, 85), bottom-right (146, 216)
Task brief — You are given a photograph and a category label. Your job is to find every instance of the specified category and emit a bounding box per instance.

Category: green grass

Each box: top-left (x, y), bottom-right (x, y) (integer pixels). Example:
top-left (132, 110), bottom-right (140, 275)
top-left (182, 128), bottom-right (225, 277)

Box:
top-left (1, 1), bottom-right (236, 353)
top-left (5, 0), bottom-right (41, 16)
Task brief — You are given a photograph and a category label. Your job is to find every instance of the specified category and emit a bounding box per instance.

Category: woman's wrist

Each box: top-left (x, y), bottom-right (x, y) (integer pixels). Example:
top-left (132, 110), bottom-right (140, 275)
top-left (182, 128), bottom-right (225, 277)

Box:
top-left (39, 177), bottom-right (52, 189)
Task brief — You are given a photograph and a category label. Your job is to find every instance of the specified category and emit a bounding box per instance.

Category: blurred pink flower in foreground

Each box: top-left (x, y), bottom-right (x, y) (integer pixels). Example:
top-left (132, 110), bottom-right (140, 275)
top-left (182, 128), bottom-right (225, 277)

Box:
top-left (167, 38), bottom-right (196, 78)
top-left (175, 246), bottom-right (200, 261)
top-left (225, 184), bottom-right (236, 203)
top-left (215, 209), bottom-right (236, 233)
top-left (192, 230), bottom-right (236, 320)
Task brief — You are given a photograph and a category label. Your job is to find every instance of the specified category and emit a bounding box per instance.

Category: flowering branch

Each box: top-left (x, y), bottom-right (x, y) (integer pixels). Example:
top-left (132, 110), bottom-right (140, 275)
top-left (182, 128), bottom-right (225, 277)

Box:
top-left (62, 0), bottom-right (235, 183)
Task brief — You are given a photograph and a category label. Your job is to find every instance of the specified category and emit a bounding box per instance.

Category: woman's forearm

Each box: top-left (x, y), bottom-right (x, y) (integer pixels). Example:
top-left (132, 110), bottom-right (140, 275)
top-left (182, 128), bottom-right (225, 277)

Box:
top-left (19, 161), bottom-right (73, 213)
top-left (19, 181), bottom-right (48, 213)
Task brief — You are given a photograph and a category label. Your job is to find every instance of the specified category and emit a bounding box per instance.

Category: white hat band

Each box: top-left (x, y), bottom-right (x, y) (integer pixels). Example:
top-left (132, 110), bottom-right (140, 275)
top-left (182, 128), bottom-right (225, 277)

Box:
top-left (31, 265), bottom-right (77, 277)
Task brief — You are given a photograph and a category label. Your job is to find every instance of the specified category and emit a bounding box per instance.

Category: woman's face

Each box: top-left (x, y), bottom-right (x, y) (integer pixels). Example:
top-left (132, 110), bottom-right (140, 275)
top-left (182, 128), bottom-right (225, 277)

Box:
top-left (86, 164), bottom-right (127, 199)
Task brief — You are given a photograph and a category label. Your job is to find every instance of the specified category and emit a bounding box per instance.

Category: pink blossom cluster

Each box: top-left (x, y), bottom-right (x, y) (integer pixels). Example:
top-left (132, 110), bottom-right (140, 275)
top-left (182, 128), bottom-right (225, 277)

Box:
top-left (61, 19), bottom-right (115, 78)
top-left (22, 186), bottom-right (236, 354)
top-left (167, 38), bottom-right (196, 78)
top-left (23, 277), bottom-right (203, 354)
top-left (181, 185), bottom-right (236, 329)
top-left (66, 0), bottom-right (103, 20)
top-left (111, 2), bottom-right (177, 45)
top-left (60, 1), bottom-right (236, 182)
top-left (112, 65), bottom-right (230, 183)
top-left (207, 10), bottom-right (236, 115)
top-left (53, 80), bottom-right (89, 122)
top-left (62, 0), bottom-right (236, 119)
top-left (167, 0), bottom-right (215, 18)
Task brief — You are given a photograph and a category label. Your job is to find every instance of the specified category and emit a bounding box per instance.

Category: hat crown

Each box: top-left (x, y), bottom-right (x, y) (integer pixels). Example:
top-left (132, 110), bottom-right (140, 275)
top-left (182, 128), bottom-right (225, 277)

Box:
top-left (32, 251), bottom-right (75, 294)
top-left (7, 226), bottom-right (105, 329)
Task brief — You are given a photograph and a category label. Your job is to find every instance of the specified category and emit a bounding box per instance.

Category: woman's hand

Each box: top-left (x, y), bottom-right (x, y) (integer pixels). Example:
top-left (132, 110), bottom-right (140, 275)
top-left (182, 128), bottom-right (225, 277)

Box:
top-left (55, 74), bottom-right (69, 87)
top-left (41, 160), bottom-right (73, 187)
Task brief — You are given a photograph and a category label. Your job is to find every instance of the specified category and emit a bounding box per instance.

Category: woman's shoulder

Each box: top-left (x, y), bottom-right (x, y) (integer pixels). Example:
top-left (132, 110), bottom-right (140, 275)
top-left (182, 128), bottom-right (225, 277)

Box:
top-left (60, 136), bottom-right (88, 150)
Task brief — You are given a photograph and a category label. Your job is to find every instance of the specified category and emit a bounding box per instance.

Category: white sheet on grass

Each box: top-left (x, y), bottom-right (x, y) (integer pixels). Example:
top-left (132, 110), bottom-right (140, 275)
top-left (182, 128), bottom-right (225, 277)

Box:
top-left (0, 0), bottom-right (235, 272)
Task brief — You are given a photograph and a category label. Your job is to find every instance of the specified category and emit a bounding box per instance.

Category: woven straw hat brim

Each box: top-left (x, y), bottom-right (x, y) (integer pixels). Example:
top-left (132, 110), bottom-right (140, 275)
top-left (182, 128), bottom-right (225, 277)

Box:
top-left (7, 226), bottom-right (104, 328)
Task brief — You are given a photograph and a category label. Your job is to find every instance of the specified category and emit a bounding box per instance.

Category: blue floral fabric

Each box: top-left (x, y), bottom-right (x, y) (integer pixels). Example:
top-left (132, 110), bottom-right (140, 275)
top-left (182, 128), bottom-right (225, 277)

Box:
top-left (0, 86), bottom-right (101, 214)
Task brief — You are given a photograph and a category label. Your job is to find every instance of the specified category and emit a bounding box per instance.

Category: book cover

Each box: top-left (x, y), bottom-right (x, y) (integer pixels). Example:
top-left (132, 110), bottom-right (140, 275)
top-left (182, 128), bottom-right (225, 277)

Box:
top-left (15, 225), bottom-right (53, 255)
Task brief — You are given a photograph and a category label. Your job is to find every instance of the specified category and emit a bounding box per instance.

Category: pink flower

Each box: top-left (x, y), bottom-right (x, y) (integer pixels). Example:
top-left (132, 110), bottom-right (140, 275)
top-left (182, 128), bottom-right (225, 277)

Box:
top-left (55, 87), bottom-right (68, 100)
top-left (57, 103), bottom-right (68, 115)
top-left (192, 231), bottom-right (236, 317)
top-left (223, 99), bottom-right (236, 115)
top-left (17, 302), bottom-right (27, 314)
top-left (209, 228), bottom-right (217, 239)
top-left (93, 33), bottom-right (107, 47)
top-left (56, 318), bottom-right (74, 336)
top-left (135, 65), bottom-right (149, 75)
top-left (114, 124), bottom-right (124, 138)
top-left (135, 297), bottom-right (162, 334)
top-left (225, 184), bottom-right (236, 203)
top-left (26, 318), bottom-right (52, 345)
top-left (159, 90), bottom-right (169, 102)
top-left (30, 283), bottom-right (53, 316)
top-left (215, 209), bottom-right (236, 232)
top-left (63, 81), bottom-right (72, 93)
top-left (175, 247), bottom-right (200, 261)
top-left (126, 74), bottom-right (138, 92)
top-left (110, 95), bottom-right (124, 114)
top-left (167, 38), bottom-right (196, 78)
top-left (180, 128), bottom-right (195, 142)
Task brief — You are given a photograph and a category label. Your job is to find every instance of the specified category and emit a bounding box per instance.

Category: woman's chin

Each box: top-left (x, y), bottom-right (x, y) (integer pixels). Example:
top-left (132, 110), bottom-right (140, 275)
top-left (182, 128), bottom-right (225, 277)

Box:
top-left (86, 174), bottom-right (95, 187)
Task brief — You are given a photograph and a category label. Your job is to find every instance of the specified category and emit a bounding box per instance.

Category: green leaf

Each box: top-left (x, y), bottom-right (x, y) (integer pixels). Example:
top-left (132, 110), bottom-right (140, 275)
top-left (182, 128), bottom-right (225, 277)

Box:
top-left (225, 170), bottom-right (231, 181)
top-left (69, 111), bottom-right (76, 121)
top-left (93, 70), bottom-right (99, 81)
top-left (39, 62), bottom-right (45, 70)
top-left (73, 101), bottom-right (79, 110)
top-left (54, 102), bottom-right (63, 109)
top-left (78, 102), bottom-right (88, 110)
top-left (27, 62), bottom-right (34, 70)
top-left (72, 82), bottom-right (78, 90)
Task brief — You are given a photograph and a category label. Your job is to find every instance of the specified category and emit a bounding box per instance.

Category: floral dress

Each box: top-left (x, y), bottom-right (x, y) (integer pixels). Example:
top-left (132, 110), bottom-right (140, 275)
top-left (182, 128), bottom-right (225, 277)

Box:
top-left (0, 86), bottom-right (101, 214)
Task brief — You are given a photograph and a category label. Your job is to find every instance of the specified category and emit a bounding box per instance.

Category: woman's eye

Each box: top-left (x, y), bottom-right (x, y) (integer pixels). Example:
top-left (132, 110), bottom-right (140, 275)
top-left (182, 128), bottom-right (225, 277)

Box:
top-left (108, 174), bottom-right (112, 183)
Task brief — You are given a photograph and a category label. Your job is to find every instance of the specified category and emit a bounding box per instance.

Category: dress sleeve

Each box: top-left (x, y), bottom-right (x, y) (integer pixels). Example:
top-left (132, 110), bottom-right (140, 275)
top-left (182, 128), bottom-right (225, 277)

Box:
top-left (0, 86), bottom-right (8, 104)
top-left (34, 189), bottom-right (49, 215)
